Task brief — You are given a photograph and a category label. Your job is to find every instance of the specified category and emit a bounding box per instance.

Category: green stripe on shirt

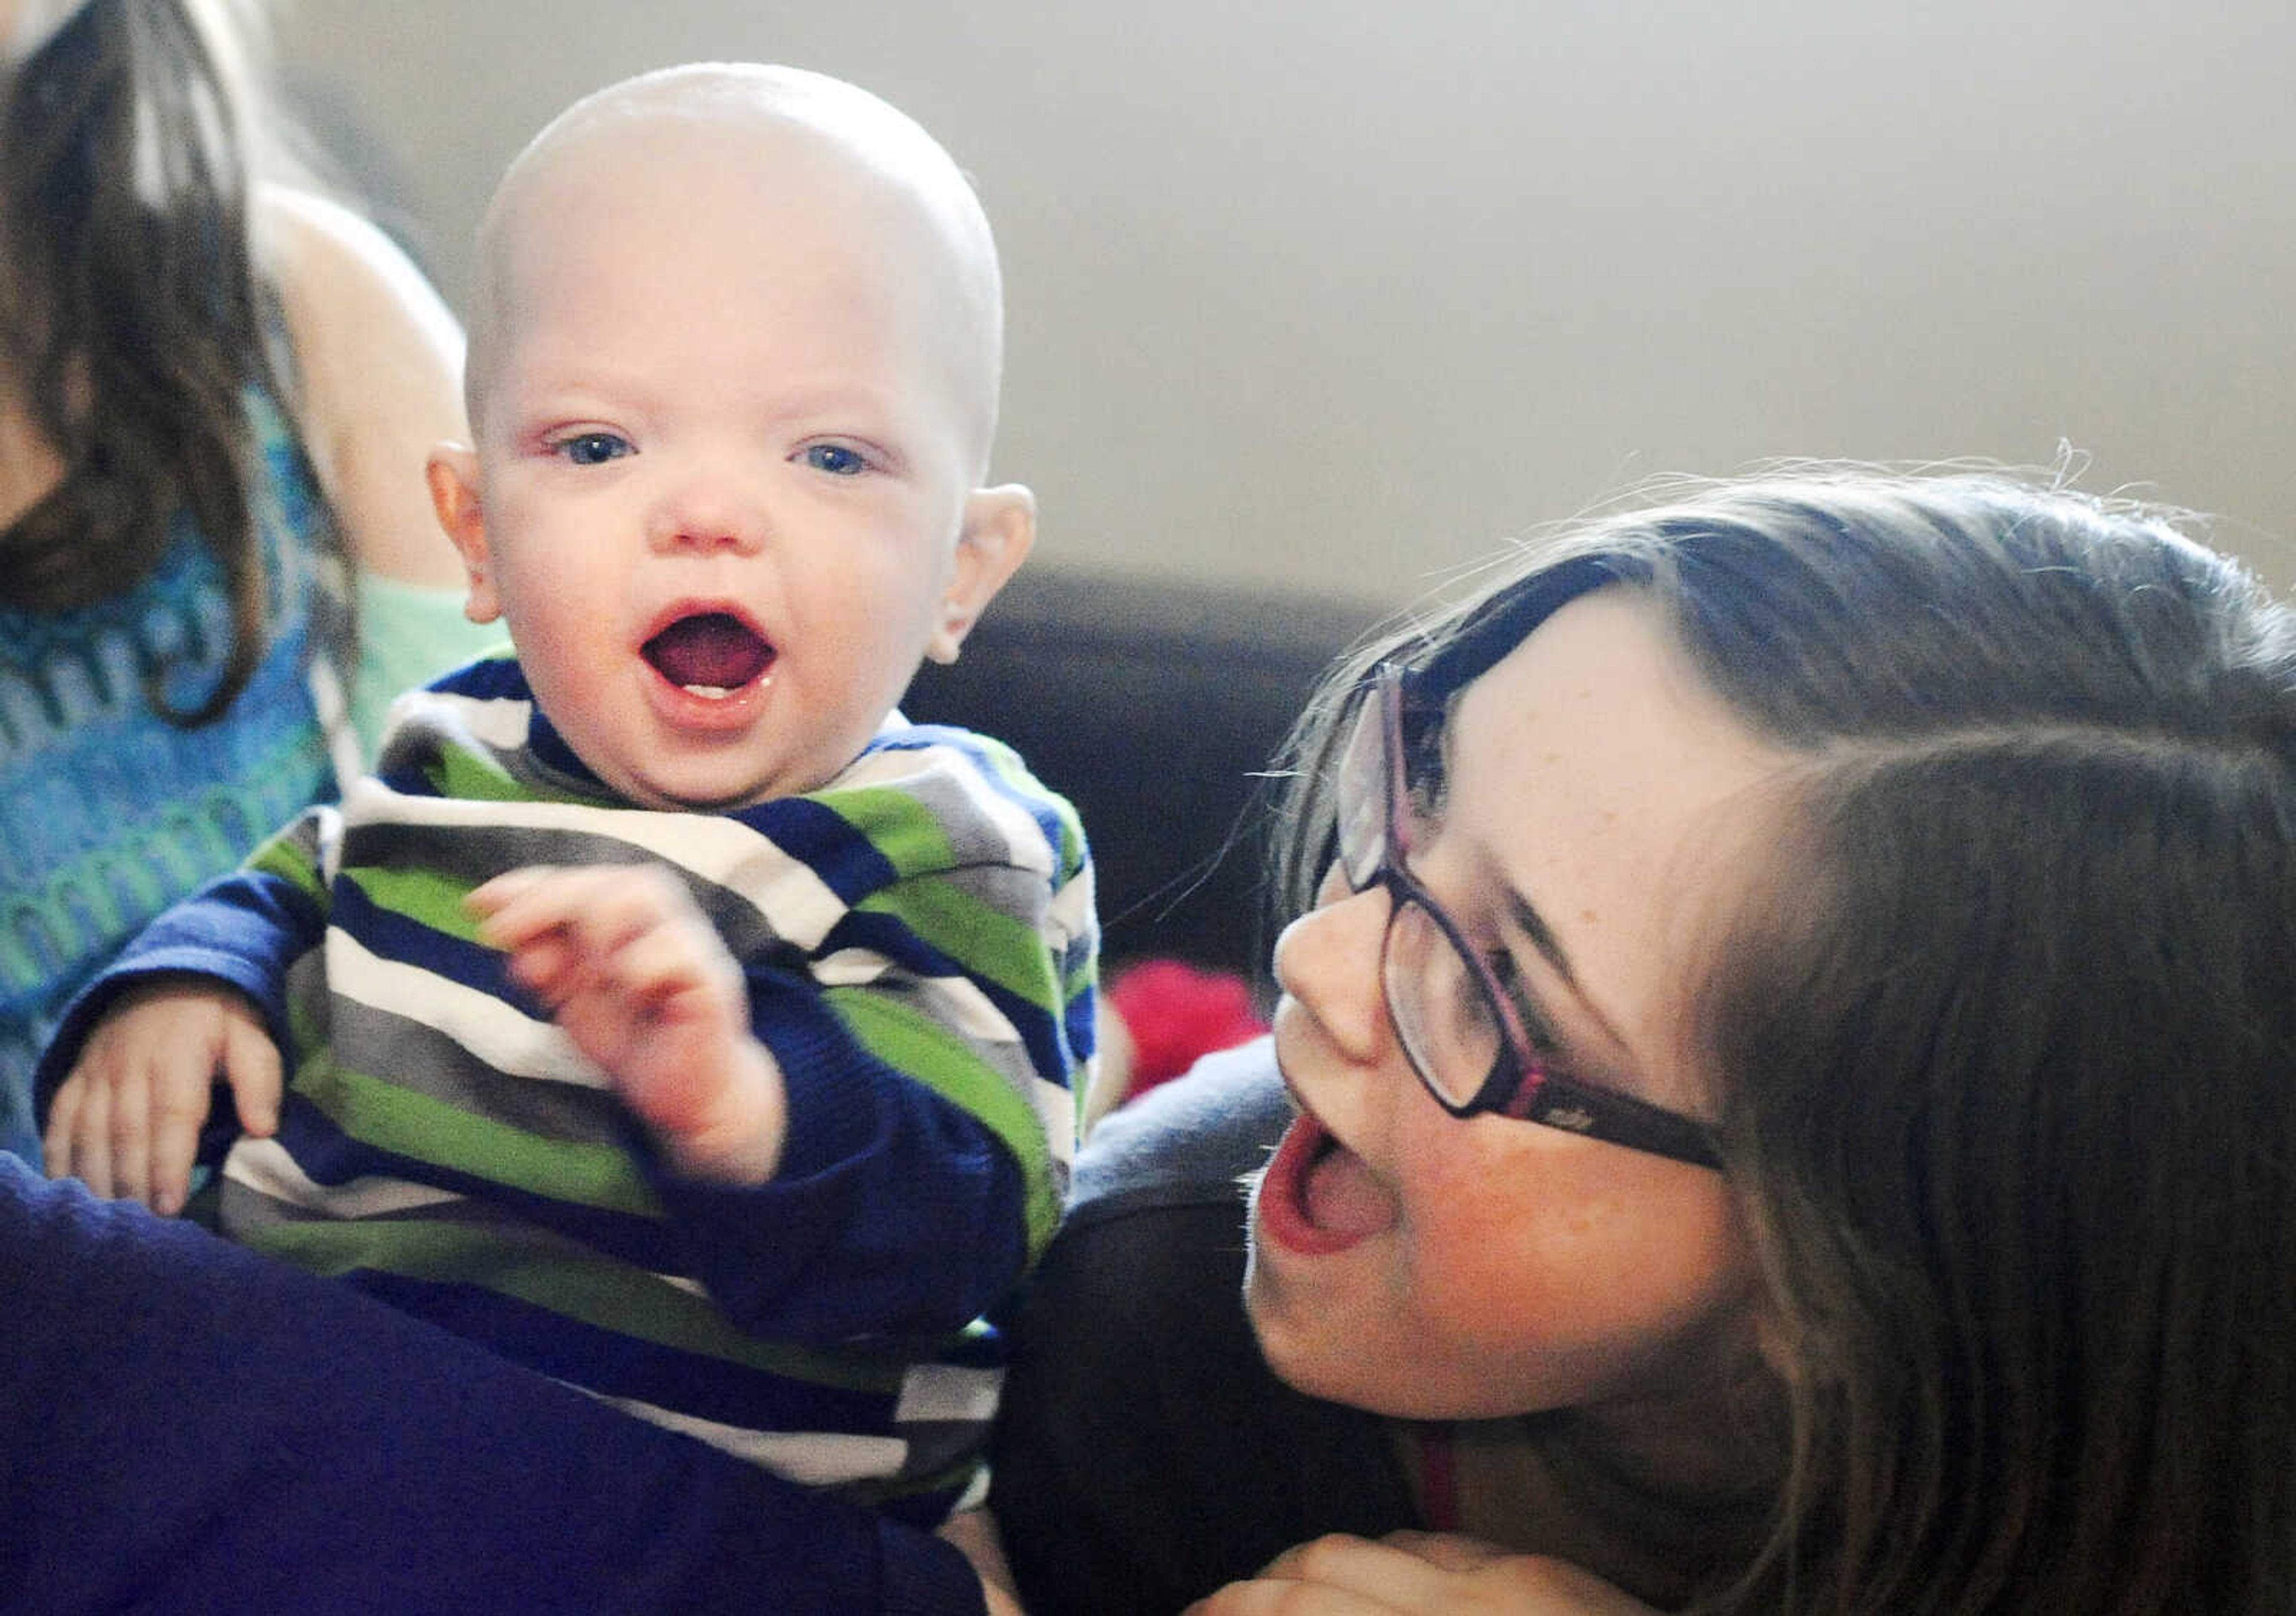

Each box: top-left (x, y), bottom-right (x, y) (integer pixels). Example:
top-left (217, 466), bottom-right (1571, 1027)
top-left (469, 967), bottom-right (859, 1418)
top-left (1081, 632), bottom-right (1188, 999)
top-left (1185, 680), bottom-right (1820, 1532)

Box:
top-left (821, 983), bottom-right (1062, 1256)
top-left (293, 1056), bottom-right (663, 1218)
top-left (856, 879), bottom-right (1060, 1012)
top-left (817, 784), bottom-right (958, 879)
top-left (242, 1216), bottom-right (914, 1388)
top-left (343, 863), bottom-right (486, 941)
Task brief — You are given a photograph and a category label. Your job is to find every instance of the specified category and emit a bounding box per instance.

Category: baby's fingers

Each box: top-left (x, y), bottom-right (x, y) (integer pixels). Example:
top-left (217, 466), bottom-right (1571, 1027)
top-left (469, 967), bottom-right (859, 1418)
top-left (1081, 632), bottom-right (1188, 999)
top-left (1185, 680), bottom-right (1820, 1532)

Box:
top-left (464, 864), bottom-right (572, 938)
top-left (143, 1059), bottom-right (219, 1218)
top-left (45, 1072), bottom-right (113, 1195)
top-left (599, 919), bottom-right (733, 1014)
top-left (471, 866), bottom-right (674, 955)
top-left (221, 1014), bottom-right (282, 1138)
top-left (41, 1075), bottom-right (83, 1183)
top-left (106, 1066), bottom-right (156, 1209)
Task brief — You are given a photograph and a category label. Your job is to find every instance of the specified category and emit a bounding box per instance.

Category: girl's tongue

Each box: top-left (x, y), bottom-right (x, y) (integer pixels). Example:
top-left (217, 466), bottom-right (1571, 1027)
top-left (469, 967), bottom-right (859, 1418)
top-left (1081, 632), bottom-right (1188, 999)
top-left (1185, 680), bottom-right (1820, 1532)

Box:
top-left (644, 613), bottom-right (773, 693)
top-left (1264, 1111), bottom-right (1399, 1251)
top-left (1303, 1129), bottom-right (1397, 1239)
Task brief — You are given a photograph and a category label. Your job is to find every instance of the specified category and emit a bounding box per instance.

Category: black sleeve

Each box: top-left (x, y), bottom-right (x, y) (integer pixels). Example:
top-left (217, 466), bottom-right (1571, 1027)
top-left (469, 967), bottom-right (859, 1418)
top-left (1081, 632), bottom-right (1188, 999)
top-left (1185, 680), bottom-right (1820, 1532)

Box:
top-left (0, 1157), bottom-right (982, 1616)
top-left (988, 1042), bottom-right (1419, 1616)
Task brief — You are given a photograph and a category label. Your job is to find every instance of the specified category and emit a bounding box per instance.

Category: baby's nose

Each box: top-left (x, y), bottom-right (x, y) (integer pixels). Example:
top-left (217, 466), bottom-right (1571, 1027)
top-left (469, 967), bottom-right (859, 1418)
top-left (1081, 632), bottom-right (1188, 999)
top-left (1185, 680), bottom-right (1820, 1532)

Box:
top-left (647, 471), bottom-right (767, 554)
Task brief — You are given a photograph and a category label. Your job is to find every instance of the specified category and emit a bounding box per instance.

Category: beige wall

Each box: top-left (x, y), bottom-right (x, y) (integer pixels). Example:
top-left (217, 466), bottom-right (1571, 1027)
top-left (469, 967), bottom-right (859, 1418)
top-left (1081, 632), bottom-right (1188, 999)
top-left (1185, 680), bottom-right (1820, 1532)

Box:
top-left (279, 0), bottom-right (2296, 608)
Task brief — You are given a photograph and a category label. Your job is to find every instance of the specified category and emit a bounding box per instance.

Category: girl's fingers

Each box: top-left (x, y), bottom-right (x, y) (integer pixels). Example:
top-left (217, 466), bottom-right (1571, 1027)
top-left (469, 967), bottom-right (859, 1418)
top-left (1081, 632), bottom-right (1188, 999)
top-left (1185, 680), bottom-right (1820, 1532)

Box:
top-left (1186, 1582), bottom-right (1395, 1615)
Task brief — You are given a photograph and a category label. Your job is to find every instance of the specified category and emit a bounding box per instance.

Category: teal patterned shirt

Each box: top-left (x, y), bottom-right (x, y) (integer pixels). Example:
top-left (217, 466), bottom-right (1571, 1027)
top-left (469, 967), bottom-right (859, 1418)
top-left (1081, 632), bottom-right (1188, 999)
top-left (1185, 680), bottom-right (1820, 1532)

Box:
top-left (0, 394), bottom-right (335, 1160)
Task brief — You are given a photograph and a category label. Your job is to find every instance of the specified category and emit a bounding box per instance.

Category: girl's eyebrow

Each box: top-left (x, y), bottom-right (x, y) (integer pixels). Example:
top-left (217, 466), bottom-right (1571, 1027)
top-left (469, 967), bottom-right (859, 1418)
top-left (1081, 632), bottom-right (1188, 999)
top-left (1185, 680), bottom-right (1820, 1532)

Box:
top-left (1502, 885), bottom-right (1635, 1068)
top-left (1505, 886), bottom-right (1576, 989)
top-left (1447, 714), bottom-right (1635, 1065)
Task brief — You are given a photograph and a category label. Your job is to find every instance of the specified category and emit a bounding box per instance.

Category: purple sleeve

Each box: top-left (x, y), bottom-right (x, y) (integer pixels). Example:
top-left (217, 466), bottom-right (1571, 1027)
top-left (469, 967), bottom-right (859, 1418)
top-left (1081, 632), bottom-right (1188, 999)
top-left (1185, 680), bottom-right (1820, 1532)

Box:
top-left (643, 961), bottom-right (1026, 1345)
top-left (29, 867), bottom-right (319, 1130)
top-left (0, 1157), bottom-right (984, 1615)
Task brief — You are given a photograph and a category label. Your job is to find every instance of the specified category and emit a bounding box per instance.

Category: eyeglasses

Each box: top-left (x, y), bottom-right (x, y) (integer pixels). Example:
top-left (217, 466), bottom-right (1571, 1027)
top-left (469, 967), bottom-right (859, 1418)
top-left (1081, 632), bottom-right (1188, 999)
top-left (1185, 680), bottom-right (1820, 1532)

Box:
top-left (1330, 661), bottom-right (1724, 1169)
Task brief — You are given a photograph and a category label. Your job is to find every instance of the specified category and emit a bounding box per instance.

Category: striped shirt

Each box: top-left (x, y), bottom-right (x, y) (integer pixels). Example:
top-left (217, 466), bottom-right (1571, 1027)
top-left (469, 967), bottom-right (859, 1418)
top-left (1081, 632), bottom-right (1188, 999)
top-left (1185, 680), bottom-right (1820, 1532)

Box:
top-left (47, 653), bottom-right (1096, 1524)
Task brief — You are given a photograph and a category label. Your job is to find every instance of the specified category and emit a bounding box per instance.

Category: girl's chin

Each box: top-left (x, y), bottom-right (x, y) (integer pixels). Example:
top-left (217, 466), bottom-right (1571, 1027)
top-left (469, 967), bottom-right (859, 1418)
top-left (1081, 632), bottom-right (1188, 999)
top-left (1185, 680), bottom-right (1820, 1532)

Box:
top-left (1241, 1255), bottom-right (1430, 1417)
top-left (1252, 1109), bottom-right (1400, 1255)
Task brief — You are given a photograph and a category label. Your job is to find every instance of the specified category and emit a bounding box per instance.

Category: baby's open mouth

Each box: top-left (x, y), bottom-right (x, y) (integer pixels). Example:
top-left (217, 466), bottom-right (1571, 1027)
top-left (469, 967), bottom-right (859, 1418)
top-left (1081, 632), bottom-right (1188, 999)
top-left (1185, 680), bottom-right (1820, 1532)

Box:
top-left (642, 612), bottom-right (774, 698)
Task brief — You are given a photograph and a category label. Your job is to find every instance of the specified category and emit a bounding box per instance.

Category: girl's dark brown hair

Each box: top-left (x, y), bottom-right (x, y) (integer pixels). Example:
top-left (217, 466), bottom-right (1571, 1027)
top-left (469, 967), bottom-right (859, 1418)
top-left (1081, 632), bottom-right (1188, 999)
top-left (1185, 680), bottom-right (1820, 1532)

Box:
top-left (1270, 468), bottom-right (2296, 1612)
top-left (1, 0), bottom-right (340, 724)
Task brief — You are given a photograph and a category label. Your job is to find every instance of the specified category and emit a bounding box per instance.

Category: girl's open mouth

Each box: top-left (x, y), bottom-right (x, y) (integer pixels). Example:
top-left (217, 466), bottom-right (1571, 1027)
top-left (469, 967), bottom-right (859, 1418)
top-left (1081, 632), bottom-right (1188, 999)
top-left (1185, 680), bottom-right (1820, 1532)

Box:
top-left (1256, 1108), bottom-right (1399, 1254)
top-left (642, 611), bottom-right (775, 699)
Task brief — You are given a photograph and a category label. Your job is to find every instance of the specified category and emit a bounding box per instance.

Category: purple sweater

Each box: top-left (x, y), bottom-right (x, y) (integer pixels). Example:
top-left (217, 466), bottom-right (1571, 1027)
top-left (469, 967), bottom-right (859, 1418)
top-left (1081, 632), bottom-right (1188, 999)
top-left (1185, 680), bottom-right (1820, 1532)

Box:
top-left (0, 1156), bottom-right (983, 1615)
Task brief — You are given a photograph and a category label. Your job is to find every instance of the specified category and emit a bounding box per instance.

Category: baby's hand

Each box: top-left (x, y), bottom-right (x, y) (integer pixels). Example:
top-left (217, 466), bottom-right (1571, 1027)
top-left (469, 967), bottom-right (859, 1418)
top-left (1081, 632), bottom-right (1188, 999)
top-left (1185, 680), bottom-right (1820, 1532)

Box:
top-left (43, 975), bottom-right (280, 1215)
top-left (468, 864), bottom-right (786, 1184)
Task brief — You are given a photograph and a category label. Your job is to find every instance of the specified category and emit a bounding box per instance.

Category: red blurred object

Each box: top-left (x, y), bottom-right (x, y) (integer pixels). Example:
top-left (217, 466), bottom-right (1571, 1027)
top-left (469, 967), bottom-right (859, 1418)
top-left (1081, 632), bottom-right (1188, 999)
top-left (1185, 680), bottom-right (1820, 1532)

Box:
top-left (1106, 958), bottom-right (1268, 1099)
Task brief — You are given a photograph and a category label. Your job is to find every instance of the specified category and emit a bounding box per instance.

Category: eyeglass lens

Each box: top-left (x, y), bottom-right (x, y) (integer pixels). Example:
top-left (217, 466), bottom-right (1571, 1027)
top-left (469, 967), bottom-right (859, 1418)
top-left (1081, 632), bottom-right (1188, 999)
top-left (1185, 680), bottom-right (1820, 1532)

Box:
top-left (1335, 690), bottom-right (1388, 889)
top-left (1384, 904), bottom-right (1504, 1109)
top-left (1336, 679), bottom-right (1507, 1112)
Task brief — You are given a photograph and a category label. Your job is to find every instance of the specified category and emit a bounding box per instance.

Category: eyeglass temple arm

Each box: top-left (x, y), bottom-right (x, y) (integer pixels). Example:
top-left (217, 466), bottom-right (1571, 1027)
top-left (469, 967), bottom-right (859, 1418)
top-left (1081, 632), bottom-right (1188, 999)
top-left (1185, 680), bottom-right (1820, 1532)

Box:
top-left (1515, 1077), bottom-right (1724, 1170)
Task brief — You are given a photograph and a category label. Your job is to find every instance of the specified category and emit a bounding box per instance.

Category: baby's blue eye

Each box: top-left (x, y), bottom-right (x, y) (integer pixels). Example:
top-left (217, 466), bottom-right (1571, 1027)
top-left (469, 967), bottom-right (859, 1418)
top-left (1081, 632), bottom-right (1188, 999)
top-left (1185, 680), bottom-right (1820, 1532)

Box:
top-left (804, 443), bottom-right (868, 477)
top-left (557, 432), bottom-right (631, 466)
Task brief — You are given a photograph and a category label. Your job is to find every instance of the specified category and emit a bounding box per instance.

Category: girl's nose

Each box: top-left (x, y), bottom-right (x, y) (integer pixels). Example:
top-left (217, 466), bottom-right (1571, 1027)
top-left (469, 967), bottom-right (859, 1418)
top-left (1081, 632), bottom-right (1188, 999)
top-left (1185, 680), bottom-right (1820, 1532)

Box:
top-left (1269, 871), bottom-right (1396, 1068)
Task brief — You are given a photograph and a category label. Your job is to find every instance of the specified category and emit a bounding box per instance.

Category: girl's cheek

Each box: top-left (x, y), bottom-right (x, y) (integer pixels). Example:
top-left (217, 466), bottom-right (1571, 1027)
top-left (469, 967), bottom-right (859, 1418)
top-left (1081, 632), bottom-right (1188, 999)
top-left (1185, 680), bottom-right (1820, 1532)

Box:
top-left (1405, 1135), bottom-right (1558, 1280)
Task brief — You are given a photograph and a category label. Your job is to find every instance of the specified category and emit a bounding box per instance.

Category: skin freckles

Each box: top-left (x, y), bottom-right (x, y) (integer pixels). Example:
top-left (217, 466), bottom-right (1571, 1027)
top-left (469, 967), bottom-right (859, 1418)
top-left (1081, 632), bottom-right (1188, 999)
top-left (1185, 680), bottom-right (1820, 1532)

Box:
top-left (1246, 590), bottom-right (1790, 1431)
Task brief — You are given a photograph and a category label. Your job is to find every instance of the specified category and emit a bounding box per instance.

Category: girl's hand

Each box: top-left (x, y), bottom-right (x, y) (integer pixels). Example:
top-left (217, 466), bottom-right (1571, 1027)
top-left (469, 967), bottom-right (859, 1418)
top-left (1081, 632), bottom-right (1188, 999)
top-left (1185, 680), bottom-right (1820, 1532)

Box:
top-left (938, 1508), bottom-right (1025, 1616)
top-left (468, 864), bottom-right (786, 1184)
top-left (1183, 1532), bottom-right (1662, 1615)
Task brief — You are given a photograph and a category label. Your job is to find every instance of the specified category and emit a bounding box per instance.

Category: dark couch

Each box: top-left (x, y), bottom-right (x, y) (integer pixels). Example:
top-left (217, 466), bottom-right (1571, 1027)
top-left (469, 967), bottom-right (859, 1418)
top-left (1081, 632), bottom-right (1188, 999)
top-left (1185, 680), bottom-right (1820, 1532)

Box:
top-left (903, 568), bottom-right (1379, 990)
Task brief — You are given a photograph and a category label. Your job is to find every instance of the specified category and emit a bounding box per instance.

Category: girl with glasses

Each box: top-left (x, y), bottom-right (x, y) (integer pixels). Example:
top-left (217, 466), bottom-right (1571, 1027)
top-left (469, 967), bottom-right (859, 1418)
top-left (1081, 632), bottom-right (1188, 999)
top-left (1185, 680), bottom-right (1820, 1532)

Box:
top-left (989, 466), bottom-right (2296, 1615)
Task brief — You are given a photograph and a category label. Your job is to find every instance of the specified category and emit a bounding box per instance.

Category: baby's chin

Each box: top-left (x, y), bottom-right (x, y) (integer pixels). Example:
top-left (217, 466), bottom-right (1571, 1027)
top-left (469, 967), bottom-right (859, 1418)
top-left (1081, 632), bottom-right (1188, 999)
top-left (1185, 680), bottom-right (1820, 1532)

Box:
top-left (566, 705), bottom-right (857, 813)
top-left (621, 776), bottom-right (792, 814)
top-left (589, 754), bottom-right (806, 814)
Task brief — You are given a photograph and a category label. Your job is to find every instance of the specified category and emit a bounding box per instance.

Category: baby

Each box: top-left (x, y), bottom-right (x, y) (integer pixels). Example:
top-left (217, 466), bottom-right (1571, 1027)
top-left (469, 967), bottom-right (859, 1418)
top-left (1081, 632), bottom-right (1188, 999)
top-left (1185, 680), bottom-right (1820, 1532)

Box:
top-left (41, 62), bottom-right (1096, 1526)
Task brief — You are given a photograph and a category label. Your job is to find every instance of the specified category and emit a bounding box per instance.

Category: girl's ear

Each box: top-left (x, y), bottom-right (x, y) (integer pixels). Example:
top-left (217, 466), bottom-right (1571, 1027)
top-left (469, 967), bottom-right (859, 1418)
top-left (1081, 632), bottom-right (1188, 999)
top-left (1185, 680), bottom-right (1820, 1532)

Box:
top-left (927, 483), bottom-right (1037, 664)
top-left (425, 444), bottom-right (501, 624)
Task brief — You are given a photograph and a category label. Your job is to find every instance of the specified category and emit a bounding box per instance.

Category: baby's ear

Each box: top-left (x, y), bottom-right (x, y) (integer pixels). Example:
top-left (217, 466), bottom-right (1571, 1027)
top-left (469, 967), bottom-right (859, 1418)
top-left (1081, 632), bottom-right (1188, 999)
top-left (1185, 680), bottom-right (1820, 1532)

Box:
top-left (927, 484), bottom-right (1036, 664)
top-left (425, 444), bottom-right (501, 624)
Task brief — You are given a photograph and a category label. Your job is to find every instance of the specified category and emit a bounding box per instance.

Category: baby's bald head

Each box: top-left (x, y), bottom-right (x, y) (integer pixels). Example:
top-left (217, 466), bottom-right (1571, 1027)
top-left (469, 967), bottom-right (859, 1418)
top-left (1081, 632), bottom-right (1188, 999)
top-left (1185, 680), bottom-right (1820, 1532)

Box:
top-left (464, 64), bottom-right (1006, 476)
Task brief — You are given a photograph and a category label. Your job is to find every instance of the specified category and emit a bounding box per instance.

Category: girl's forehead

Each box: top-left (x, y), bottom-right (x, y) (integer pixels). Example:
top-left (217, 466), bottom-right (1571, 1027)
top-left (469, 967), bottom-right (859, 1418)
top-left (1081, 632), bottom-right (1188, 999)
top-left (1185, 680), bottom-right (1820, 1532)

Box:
top-left (1450, 598), bottom-right (1790, 892)
top-left (1449, 593), bottom-right (1790, 1100)
top-left (1450, 593), bottom-right (1739, 789)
